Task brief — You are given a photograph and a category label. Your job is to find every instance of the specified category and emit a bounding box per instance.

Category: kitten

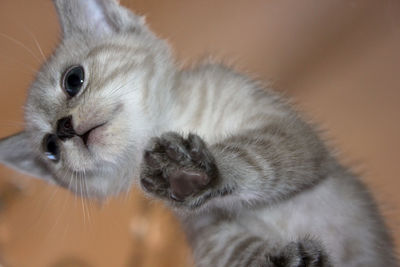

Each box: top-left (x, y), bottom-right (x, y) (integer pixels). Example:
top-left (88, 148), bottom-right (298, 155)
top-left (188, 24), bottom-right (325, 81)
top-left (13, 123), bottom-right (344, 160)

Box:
top-left (0, 0), bottom-right (397, 266)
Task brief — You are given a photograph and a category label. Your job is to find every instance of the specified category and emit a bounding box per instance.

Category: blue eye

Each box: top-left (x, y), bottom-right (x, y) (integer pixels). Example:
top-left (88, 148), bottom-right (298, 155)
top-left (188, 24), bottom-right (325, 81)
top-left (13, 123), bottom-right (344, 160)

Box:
top-left (63, 66), bottom-right (84, 97)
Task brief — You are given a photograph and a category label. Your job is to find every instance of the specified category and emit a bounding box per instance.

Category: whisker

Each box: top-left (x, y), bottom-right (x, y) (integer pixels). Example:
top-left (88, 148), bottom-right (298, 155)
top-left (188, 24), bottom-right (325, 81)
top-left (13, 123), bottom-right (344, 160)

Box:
top-left (22, 25), bottom-right (46, 61)
top-left (67, 171), bottom-right (75, 192)
top-left (73, 171), bottom-right (78, 211)
top-left (47, 186), bottom-right (68, 235)
top-left (0, 32), bottom-right (41, 63)
top-left (78, 172), bottom-right (86, 225)
top-left (81, 171), bottom-right (92, 225)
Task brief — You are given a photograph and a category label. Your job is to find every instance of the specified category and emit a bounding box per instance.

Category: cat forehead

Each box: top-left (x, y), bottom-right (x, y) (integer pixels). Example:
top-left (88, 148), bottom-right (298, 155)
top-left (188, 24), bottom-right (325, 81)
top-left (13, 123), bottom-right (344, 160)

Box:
top-left (45, 35), bottom-right (150, 74)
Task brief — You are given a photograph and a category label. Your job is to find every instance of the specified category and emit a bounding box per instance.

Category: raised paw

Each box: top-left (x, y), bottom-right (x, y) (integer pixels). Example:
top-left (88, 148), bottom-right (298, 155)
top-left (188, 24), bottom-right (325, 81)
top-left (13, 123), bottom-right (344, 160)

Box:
top-left (139, 132), bottom-right (218, 204)
top-left (267, 239), bottom-right (331, 267)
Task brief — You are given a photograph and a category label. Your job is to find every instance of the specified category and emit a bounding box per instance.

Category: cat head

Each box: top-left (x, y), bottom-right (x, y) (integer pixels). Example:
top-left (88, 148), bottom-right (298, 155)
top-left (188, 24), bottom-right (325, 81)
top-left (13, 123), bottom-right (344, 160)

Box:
top-left (0, 0), bottom-right (174, 198)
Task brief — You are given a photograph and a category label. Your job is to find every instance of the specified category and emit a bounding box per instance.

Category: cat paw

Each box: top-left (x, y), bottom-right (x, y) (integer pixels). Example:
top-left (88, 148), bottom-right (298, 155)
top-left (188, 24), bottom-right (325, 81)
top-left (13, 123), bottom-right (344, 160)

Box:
top-left (267, 239), bottom-right (331, 267)
top-left (139, 132), bottom-right (218, 204)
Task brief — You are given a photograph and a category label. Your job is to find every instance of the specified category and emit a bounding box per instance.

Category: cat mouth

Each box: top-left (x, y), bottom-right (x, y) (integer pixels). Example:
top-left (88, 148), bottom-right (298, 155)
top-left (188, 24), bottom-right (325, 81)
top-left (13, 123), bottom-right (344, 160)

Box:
top-left (80, 122), bottom-right (107, 147)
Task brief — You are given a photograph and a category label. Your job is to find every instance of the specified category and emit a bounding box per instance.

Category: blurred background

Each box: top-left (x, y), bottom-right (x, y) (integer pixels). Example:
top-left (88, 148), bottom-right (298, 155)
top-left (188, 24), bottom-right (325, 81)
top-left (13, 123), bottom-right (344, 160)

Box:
top-left (0, 0), bottom-right (399, 266)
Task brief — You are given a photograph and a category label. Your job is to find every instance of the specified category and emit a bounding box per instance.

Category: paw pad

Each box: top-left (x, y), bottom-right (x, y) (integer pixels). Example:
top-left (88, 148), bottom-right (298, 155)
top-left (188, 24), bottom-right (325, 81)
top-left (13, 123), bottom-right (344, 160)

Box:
top-left (140, 132), bottom-right (217, 203)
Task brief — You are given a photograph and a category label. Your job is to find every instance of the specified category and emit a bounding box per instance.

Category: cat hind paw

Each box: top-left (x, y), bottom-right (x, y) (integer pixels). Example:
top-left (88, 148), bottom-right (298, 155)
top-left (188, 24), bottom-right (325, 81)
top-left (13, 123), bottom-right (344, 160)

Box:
top-left (267, 239), bottom-right (331, 267)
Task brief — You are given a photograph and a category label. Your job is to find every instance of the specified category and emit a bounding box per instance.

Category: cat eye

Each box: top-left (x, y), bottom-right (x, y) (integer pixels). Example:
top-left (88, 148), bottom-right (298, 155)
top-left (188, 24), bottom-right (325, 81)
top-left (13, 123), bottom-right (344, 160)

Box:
top-left (43, 134), bottom-right (60, 162)
top-left (62, 65), bottom-right (84, 97)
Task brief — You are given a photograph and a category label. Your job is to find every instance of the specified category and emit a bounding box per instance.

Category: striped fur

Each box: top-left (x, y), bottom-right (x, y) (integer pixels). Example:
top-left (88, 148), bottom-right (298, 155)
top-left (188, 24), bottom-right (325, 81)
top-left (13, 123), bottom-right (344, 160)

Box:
top-left (0, 0), bottom-right (397, 266)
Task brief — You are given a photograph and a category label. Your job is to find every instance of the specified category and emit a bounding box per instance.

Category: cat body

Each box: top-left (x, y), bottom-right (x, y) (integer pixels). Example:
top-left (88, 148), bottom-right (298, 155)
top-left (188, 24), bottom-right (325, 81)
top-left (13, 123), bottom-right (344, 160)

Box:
top-left (0, 0), bottom-right (396, 266)
top-left (163, 65), bottom-right (395, 266)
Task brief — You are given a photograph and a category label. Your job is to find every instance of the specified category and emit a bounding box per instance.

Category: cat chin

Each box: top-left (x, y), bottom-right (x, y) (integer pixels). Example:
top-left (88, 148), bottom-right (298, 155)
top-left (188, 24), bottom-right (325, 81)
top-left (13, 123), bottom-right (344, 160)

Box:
top-left (62, 131), bottom-right (126, 171)
top-left (54, 158), bottom-right (137, 198)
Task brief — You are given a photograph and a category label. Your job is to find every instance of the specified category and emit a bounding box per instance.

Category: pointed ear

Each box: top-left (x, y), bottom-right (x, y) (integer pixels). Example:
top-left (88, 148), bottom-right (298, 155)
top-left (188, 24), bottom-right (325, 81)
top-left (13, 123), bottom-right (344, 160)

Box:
top-left (0, 132), bottom-right (54, 181)
top-left (53, 0), bottom-right (146, 37)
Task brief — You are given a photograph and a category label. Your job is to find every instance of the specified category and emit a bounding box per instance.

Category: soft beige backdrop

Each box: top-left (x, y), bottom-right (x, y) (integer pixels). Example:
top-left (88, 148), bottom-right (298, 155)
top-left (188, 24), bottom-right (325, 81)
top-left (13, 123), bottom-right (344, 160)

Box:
top-left (0, 0), bottom-right (399, 266)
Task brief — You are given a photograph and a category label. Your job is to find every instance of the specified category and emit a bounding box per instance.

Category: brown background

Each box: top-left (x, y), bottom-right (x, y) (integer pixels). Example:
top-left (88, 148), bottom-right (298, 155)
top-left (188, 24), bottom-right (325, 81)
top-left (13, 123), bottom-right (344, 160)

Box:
top-left (0, 0), bottom-right (399, 266)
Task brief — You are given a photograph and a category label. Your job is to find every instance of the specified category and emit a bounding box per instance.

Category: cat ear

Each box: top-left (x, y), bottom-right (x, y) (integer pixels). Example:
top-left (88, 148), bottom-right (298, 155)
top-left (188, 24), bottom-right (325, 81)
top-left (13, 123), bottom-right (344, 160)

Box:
top-left (53, 0), bottom-right (146, 37)
top-left (0, 132), bottom-right (54, 181)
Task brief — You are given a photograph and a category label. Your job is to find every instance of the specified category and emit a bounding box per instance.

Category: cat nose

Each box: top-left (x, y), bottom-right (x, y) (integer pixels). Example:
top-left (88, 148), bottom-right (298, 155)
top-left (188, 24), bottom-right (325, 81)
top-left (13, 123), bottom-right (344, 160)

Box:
top-left (56, 116), bottom-right (76, 140)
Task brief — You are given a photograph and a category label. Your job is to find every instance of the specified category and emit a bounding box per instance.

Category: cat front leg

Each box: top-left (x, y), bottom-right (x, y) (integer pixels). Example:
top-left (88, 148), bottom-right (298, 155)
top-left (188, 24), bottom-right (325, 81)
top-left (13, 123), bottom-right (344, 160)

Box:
top-left (140, 118), bottom-right (329, 211)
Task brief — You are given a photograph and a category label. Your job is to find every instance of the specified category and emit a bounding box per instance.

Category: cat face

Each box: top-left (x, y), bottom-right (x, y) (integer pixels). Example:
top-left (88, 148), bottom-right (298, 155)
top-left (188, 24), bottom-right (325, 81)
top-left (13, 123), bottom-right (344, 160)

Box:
top-left (0, 0), bottom-right (173, 198)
